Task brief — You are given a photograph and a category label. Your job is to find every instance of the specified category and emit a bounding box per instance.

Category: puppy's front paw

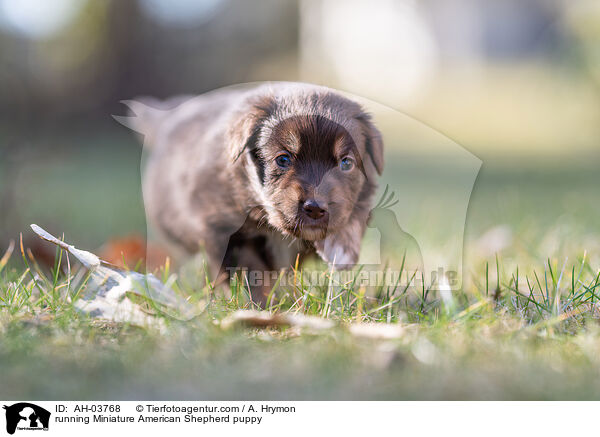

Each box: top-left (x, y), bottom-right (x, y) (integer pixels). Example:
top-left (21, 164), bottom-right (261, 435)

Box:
top-left (314, 235), bottom-right (359, 269)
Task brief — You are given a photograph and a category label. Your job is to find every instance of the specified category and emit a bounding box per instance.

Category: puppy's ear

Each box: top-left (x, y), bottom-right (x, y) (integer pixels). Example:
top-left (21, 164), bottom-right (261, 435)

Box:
top-left (227, 95), bottom-right (276, 162)
top-left (356, 112), bottom-right (384, 175)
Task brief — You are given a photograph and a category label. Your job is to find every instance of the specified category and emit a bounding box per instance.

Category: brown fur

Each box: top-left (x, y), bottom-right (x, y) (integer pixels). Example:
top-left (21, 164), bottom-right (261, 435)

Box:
top-left (139, 83), bottom-right (384, 305)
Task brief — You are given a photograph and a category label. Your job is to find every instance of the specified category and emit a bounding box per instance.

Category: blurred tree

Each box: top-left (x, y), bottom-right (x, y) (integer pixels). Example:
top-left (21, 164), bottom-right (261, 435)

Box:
top-left (0, 0), bottom-right (300, 131)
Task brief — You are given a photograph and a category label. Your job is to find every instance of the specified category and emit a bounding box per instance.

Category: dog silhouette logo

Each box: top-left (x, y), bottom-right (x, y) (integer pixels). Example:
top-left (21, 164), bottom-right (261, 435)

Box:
top-left (3, 403), bottom-right (50, 434)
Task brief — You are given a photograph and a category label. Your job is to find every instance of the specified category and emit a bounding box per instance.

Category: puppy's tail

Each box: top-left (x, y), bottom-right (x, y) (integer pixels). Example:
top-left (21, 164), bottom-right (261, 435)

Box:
top-left (113, 95), bottom-right (193, 150)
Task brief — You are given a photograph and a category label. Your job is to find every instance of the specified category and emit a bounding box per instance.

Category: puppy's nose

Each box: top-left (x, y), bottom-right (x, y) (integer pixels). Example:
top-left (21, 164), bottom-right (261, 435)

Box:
top-left (302, 199), bottom-right (327, 220)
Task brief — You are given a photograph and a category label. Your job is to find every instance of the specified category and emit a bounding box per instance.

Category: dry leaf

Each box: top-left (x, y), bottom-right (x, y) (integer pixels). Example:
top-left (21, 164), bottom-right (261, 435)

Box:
top-left (30, 224), bottom-right (199, 325)
top-left (220, 309), bottom-right (409, 339)
top-left (347, 322), bottom-right (407, 340)
top-left (221, 310), bottom-right (335, 331)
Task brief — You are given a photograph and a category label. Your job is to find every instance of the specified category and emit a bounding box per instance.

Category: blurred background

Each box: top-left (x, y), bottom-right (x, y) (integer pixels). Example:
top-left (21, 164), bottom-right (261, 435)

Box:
top-left (1, 0), bottom-right (599, 278)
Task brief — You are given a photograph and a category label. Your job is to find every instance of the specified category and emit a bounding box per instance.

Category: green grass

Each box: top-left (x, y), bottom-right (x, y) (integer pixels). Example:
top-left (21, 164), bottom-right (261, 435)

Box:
top-left (2, 223), bottom-right (600, 400)
top-left (1, 140), bottom-right (600, 400)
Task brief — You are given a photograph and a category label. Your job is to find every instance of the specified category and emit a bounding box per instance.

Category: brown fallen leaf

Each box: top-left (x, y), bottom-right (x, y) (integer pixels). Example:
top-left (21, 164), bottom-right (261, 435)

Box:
top-left (220, 309), bottom-right (411, 339)
top-left (98, 235), bottom-right (170, 271)
top-left (220, 310), bottom-right (335, 331)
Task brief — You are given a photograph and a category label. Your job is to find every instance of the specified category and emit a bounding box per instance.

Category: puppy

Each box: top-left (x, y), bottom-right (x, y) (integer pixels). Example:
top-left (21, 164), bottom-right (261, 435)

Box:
top-left (131, 83), bottom-right (384, 304)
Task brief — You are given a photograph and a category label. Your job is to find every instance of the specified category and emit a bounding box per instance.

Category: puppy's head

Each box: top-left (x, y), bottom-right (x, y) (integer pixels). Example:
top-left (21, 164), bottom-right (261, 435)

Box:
top-left (228, 85), bottom-right (383, 257)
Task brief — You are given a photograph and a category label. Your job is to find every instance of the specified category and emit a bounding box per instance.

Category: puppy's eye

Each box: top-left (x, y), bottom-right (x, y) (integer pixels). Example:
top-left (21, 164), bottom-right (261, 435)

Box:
top-left (275, 153), bottom-right (292, 169)
top-left (339, 157), bottom-right (355, 172)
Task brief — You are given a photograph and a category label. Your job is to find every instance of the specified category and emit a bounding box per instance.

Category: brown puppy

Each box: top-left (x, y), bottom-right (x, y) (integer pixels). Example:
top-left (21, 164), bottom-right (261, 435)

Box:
top-left (130, 83), bottom-right (384, 304)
